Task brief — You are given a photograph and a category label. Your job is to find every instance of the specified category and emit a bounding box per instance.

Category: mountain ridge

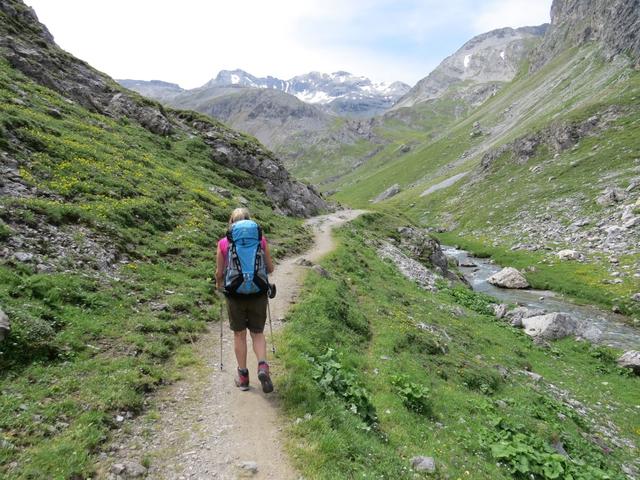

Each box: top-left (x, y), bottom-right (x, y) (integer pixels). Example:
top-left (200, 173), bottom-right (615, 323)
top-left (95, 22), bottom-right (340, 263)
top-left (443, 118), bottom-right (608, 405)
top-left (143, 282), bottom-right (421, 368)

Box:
top-left (393, 25), bottom-right (548, 110)
top-left (121, 69), bottom-right (411, 118)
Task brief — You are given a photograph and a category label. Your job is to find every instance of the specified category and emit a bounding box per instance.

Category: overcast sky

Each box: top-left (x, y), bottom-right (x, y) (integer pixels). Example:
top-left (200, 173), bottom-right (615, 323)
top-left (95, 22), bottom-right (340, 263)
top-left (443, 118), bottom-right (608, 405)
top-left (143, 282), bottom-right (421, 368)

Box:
top-left (25, 0), bottom-right (552, 89)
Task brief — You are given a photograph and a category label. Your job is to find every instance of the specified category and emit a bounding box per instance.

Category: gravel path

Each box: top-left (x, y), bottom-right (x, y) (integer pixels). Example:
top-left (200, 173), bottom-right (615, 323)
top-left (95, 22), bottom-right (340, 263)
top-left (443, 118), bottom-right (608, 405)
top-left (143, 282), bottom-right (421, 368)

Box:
top-left (99, 210), bottom-right (364, 480)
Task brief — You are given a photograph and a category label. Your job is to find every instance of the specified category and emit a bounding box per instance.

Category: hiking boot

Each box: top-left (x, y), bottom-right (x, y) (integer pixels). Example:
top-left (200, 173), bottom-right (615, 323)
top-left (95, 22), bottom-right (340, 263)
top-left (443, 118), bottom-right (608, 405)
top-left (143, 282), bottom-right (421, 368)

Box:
top-left (235, 368), bottom-right (249, 391)
top-left (257, 363), bottom-right (274, 393)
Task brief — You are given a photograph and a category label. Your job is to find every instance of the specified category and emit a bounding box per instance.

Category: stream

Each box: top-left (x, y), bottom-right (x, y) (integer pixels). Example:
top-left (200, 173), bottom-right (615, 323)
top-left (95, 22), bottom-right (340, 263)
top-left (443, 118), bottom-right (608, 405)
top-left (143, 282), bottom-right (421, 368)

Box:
top-left (442, 246), bottom-right (640, 351)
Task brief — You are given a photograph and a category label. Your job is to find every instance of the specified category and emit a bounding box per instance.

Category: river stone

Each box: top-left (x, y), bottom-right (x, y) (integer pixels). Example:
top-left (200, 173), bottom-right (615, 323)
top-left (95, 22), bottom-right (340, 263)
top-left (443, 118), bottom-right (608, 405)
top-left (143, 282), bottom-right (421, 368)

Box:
top-left (0, 307), bottom-right (9, 342)
top-left (488, 267), bottom-right (529, 289)
top-left (632, 293), bottom-right (640, 303)
top-left (522, 313), bottom-right (577, 340)
top-left (411, 456), bottom-right (436, 473)
top-left (493, 304), bottom-right (508, 319)
top-left (617, 351), bottom-right (640, 374)
top-left (506, 307), bottom-right (546, 328)
top-left (557, 249), bottom-right (583, 261)
top-left (372, 184), bottom-right (400, 203)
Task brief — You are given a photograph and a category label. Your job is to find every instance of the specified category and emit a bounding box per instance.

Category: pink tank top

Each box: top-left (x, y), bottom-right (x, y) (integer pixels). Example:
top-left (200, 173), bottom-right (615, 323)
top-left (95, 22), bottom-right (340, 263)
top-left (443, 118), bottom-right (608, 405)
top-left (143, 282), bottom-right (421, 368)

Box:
top-left (218, 236), bottom-right (267, 265)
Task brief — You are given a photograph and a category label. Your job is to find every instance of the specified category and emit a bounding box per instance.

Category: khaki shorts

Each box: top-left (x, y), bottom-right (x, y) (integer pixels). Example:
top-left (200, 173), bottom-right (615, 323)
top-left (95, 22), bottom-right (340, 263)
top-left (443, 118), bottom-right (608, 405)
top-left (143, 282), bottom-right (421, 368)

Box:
top-left (226, 294), bottom-right (268, 333)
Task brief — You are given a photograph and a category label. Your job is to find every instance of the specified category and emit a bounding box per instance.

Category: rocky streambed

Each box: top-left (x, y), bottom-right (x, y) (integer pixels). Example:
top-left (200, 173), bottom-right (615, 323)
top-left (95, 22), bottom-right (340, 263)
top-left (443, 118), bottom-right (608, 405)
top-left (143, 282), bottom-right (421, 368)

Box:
top-left (443, 246), bottom-right (640, 351)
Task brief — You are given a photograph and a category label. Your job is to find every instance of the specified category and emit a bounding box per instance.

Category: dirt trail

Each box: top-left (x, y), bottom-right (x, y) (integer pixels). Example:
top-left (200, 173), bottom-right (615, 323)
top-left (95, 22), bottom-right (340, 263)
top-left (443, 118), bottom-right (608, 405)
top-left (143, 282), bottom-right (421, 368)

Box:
top-left (102, 210), bottom-right (363, 480)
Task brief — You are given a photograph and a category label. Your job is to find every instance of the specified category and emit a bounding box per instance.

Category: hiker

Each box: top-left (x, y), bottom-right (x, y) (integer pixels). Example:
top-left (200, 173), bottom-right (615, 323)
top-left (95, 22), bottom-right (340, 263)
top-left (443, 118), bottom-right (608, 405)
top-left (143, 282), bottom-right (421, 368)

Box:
top-left (216, 208), bottom-right (275, 393)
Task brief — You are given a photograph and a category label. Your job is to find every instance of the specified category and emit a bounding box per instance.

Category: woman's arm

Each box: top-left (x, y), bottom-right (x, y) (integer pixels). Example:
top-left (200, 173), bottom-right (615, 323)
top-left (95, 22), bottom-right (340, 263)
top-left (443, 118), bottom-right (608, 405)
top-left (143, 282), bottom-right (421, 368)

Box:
top-left (264, 241), bottom-right (275, 274)
top-left (215, 244), bottom-right (225, 289)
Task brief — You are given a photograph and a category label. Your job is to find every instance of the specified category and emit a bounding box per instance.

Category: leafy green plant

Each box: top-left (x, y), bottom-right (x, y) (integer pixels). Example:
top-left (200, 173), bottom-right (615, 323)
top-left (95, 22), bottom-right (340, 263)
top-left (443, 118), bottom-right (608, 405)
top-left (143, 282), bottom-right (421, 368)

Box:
top-left (481, 416), bottom-right (621, 480)
top-left (311, 348), bottom-right (378, 426)
top-left (390, 374), bottom-right (433, 416)
top-left (438, 282), bottom-right (496, 316)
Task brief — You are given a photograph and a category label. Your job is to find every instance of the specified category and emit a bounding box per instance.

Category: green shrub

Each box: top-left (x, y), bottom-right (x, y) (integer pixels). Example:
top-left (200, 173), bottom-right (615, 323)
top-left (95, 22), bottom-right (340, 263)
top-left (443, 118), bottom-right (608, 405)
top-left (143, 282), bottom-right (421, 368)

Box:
top-left (0, 219), bottom-right (11, 240)
top-left (439, 282), bottom-right (496, 316)
top-left (11, 274), bottom-right (99, 308)
top-left (460, 366), bottom-right (503, 395)
top-left (311, 348), bottom-right (378, 426)
top-left (394, 330), bottom-right (447, 355)
top-left (390, 374), bottom-right (433, 416)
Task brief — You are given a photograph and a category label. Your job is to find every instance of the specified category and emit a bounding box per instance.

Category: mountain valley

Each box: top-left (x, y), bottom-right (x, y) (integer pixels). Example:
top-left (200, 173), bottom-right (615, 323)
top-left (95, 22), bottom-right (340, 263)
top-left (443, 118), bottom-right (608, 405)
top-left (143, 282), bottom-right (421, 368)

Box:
top-left (1, 0), bottom-right (639, 479)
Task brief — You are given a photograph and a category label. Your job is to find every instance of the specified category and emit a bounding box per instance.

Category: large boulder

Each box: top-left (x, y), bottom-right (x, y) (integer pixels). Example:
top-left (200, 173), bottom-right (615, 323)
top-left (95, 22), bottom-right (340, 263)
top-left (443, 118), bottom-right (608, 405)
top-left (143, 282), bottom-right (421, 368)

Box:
top-left (557, 249), bottom-right (583, 261)
top-left (0, 307), bottom-right (9, 342)
top-left (617, 351), bottom-right (640, 374)
top-left (505, 306), bottom-right (546, 327)
top-left (522, 313), bottom-right (577, 340)
top-left (488, 267), bottom-right (529, 289)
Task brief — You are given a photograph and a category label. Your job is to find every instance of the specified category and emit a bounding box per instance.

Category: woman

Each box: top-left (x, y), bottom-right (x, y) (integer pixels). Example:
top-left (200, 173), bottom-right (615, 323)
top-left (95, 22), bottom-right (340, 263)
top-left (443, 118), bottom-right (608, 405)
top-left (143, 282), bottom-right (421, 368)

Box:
top-left (216, 208), bottom-right (275, 393)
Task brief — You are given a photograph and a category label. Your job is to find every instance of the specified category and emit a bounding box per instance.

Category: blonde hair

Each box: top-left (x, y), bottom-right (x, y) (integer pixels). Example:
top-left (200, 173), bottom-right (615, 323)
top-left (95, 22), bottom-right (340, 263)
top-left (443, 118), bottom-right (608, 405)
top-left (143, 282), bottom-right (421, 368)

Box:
top-left (228, 207), bottom-right (250, 226)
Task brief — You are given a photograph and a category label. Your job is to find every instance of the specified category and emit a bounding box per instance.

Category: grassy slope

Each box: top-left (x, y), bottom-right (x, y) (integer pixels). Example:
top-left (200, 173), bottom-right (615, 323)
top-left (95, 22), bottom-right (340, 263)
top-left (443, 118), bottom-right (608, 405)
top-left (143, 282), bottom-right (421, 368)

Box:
top-left (0, 61), bottom-right (310, 479)
top-left (332, 47), bottom-right (632, 206)
top-left (281, 97), bottom-right (468, 188)
top-left (279, 213), bottom-right (639, 479)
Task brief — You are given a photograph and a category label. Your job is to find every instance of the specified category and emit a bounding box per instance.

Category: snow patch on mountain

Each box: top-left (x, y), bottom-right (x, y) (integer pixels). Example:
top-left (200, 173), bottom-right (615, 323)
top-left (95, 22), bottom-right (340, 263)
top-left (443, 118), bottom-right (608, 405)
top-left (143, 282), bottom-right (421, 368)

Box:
top-left (203, 69), bottom-right (411, 116)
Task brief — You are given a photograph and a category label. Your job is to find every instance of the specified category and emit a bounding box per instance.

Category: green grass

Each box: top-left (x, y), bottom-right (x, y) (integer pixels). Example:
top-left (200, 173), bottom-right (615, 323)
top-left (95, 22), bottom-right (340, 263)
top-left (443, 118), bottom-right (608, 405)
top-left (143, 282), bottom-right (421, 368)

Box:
top-left (278, 213), bottom-right (639, 479)
top-left (0, 59), bottom-right (311, 479)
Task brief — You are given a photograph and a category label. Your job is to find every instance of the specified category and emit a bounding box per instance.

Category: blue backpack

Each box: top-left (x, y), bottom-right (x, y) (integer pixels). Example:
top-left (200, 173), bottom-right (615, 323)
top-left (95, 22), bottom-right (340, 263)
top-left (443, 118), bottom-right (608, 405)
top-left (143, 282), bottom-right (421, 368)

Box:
top-left (223, 220), bottom-right (269, 295)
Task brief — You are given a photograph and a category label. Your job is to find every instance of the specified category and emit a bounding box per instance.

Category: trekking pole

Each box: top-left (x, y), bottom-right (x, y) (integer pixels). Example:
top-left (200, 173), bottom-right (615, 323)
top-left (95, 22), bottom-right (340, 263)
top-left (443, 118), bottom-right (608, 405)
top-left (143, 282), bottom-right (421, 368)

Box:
top-left (219, 301), bottom-right (224, 370)
top-left (267, 298), bottom-right (276, 356)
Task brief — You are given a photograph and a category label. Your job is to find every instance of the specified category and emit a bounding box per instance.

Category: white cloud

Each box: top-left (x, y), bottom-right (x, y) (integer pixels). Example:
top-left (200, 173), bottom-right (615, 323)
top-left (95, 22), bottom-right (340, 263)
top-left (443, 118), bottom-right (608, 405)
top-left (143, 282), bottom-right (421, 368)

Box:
top-left (25, 0), bottom-right (551, 89)
top-left (472, 0), bottom-right (552, 32)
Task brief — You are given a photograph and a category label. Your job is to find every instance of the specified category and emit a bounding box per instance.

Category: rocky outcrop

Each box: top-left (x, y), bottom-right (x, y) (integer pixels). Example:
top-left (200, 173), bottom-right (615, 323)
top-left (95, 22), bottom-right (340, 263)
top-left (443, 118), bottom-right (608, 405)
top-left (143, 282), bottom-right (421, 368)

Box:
top-left (488, 267), bottom-right (529, 289)
top-left (376, 226), bottom-right (466, 289)
top-left (371, 184), bottom-right (400, 203)
top-left (0, 2), bottom-right (174, 136)
top-left (0, 307), bottom-right (9, 341)
top-left (479, 108), bottom-right (622, 171)
top-left (395, 226), bottom-right (460, 282)
top-left (377, 241), bottom-right (439, 292)
top-left (0, 0), bottom-right (327, 217)
top-left (617, 350), bottom-right (640, 374)
top-left (596, 187), bottom-right (628, 206)
top-left (522, 313), bottom-right (578, 340)
top-left (533, 0), bottom-right (640, 69)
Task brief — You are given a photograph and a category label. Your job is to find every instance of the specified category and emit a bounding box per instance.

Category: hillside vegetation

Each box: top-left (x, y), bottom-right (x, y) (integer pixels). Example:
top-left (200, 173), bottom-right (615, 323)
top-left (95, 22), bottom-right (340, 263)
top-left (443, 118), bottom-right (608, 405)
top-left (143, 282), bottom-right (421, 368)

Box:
top-left (0, 1), bottom-right (326, 476)
top-left (279, 213), bottom-right (639, 479)
top-left (329, 45), bottom-right (640, 318)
